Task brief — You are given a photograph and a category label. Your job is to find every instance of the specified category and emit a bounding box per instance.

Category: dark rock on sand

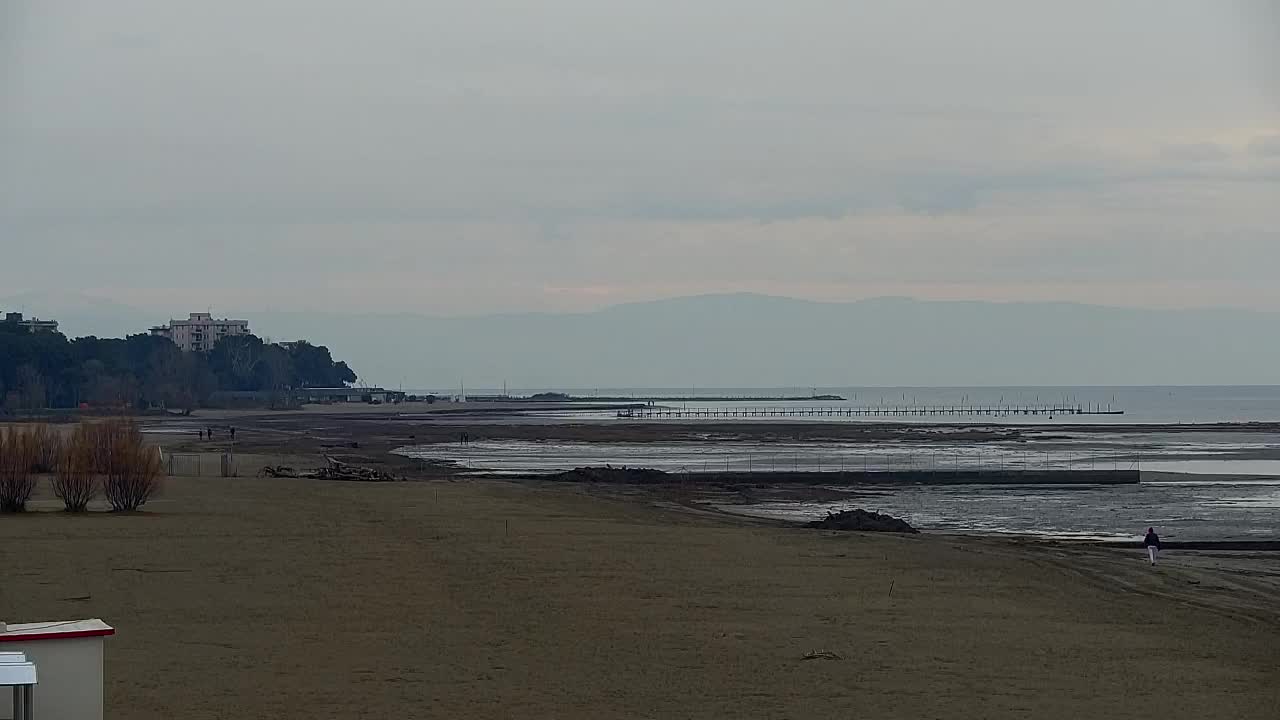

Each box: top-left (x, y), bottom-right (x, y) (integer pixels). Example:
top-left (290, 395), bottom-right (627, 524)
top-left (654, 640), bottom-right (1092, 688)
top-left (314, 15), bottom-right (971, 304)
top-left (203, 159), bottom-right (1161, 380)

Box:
top-left (806, 509), bottom-right (918, 533)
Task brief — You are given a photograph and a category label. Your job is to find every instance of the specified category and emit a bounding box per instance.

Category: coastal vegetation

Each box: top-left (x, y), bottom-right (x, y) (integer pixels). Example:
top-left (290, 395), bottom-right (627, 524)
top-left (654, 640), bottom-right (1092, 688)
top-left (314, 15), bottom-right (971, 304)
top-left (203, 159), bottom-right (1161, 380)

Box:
top-left (0, 323), bottom-right (356, 411)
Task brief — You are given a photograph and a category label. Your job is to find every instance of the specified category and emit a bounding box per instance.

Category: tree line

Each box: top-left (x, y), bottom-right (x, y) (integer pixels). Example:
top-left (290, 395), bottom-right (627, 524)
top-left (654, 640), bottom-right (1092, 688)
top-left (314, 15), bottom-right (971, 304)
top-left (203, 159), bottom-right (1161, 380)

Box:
top-left (0, 324), bottom-right (357, 411)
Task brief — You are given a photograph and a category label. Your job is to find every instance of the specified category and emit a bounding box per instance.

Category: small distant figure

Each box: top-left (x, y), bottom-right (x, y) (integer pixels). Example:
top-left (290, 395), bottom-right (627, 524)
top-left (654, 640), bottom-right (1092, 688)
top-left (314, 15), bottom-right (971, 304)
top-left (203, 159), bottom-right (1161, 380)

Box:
top-left (198, 429), bottom-right (204, 441)
top-left (208, 427), bottom-right (215, 440)
top-left (1143, 527), bottom-right (1162, 565)
top-left (229, 426), bottom-right (236, 440)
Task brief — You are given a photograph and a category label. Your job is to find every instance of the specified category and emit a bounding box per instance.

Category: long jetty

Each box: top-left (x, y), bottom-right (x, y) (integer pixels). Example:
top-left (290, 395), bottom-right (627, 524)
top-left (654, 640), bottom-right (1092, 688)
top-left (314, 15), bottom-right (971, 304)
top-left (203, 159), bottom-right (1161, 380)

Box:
top-left (580, 394), bottom-right (847, 403)
top-left (547, 467), bottom-right (1141, 486)
top-left (617, 404), bottom-right (1124, 419)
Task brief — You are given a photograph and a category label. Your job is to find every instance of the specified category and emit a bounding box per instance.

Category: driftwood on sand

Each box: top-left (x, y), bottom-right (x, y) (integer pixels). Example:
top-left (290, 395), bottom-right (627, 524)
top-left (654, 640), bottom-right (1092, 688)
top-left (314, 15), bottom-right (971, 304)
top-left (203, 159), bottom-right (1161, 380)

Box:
top-left (260, 457), bottom-right (402, 482)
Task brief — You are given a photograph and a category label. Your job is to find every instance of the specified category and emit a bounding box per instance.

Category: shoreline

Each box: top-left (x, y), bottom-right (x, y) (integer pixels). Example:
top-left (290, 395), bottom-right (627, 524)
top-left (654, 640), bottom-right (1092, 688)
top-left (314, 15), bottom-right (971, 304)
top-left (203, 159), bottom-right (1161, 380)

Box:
top-left (133, 411), bottom-right (1280, 545)
top-left (45, 407), bottom-right (1280, 548)
top-left (620, 480), bottom-right (1280, 551)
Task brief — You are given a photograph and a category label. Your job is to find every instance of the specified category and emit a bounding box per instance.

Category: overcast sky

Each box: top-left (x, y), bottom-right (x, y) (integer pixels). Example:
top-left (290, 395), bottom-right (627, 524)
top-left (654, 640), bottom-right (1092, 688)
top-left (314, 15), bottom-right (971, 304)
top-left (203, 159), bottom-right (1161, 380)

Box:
top-left (2, 1), bottom-right (1278, 316)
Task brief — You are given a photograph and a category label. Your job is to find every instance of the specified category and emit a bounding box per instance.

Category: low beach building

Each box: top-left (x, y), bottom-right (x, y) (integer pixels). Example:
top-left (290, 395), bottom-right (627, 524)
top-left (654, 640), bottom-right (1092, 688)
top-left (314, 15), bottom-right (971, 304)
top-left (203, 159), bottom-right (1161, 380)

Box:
top-left (294, 387), bottom-right (405, 404)
top-left (150, 312), bottom-right (250, 352)
top-left (206, 386), bottom-right (407, 408)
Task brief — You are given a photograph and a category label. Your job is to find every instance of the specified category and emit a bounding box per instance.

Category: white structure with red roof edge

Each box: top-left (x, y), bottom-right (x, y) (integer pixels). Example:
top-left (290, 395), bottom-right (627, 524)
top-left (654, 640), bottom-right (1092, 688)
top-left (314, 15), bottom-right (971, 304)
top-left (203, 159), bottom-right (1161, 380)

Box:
top-left (0, 650), bottom-right (37, 720)
top-left (0, 619), bottom-right (114, 720)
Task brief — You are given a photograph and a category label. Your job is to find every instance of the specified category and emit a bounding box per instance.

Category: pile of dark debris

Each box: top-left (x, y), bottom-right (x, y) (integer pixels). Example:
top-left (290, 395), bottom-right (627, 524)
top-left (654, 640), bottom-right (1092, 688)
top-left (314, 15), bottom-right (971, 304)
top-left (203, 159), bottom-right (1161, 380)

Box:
top-left (260, 457), bottom-right (402, 482)
top-left (806, 509), bottom-right (918, 533)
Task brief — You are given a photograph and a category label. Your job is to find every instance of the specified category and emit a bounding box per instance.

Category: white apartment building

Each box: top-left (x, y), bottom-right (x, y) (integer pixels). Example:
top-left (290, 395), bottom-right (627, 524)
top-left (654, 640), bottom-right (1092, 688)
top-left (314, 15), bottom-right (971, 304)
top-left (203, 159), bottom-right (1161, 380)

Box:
top-left (150, 313), bottom-right (250, 352)
top-left (3, 312), bottom-right (59, 334)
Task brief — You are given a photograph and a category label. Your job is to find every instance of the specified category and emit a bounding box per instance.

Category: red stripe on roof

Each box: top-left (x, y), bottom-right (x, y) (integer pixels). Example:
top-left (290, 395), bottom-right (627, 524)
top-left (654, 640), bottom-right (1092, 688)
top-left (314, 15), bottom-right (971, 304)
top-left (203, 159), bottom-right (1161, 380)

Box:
top-left (0, 629), bottom-right (115, 643)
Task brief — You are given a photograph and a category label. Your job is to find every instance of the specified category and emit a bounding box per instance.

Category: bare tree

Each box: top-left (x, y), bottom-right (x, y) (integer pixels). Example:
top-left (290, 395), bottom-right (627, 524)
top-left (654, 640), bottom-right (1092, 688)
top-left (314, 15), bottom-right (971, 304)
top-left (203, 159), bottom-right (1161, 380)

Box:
top-left (28, 424), bottom-right (60, 473)
top-left (97, 420), bottom-right (164, 512)
top-left (54, 424), bottom-right (98, 512)
top-left (226, 340), bottom-right (259, 386)
top-left (0, 426), bottom-right (38, 512)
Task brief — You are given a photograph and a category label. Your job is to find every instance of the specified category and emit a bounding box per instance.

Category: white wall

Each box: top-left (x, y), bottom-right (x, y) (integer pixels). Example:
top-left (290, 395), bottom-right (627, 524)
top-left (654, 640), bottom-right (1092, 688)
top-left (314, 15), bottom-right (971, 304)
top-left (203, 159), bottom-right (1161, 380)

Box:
top-left (0, 637), bottom-right (104, 720)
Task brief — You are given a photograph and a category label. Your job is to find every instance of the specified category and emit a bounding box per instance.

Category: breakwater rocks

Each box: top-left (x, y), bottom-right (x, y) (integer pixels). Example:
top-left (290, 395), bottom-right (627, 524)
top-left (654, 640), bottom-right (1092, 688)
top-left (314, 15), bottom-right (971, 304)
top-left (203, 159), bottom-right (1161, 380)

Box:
top-left (546, 466), bottom-right (670, 484)
top-left (541, 467), bottom-right (1139, 486)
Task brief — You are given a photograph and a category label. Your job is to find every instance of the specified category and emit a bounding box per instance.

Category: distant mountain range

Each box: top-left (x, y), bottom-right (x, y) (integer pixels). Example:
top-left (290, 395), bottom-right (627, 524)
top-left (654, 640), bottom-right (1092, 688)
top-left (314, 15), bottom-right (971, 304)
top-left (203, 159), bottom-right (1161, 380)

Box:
top-left (3, 291), bottom-right (1277, 388)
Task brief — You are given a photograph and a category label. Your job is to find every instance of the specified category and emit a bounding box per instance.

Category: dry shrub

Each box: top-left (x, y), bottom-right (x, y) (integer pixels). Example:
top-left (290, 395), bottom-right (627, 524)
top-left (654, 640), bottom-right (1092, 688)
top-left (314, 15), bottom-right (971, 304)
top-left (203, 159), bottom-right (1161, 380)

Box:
top-left (0, 426), bottom-right (39, 513)
top-left (96, 420), bottom-right (164, 512)
top-left (54, 423), bottom-right (99, 512)
top-left (27, 424), bottom-right (62, 473)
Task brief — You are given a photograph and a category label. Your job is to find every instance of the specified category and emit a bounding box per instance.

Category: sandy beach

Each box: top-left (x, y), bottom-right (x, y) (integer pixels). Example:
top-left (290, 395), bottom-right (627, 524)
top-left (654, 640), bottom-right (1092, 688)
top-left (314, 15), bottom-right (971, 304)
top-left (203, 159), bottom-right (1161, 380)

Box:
top-left (2, 413), bottom-right (1279, 718)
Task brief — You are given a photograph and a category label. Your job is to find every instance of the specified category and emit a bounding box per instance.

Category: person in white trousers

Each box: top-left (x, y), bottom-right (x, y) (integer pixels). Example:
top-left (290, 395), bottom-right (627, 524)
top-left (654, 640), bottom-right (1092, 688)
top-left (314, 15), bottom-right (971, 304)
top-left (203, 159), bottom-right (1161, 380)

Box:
top-left (1143, 527), bottom-right (1162, 565)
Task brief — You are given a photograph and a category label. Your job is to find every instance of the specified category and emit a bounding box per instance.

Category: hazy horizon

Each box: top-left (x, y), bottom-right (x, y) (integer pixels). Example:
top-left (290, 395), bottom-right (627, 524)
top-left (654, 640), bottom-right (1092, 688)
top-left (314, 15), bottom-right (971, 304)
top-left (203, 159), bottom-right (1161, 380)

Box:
top-left (5, 291), bottom-right (1276, 388)
top-left (10, 287), bottom-right (1280, 323)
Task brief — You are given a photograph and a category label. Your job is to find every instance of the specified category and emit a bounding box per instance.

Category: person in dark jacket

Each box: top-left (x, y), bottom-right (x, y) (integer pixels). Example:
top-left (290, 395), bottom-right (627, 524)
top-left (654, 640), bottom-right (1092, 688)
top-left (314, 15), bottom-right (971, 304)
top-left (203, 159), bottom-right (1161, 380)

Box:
top-left (1143, 527), bottom-right (1161, 565)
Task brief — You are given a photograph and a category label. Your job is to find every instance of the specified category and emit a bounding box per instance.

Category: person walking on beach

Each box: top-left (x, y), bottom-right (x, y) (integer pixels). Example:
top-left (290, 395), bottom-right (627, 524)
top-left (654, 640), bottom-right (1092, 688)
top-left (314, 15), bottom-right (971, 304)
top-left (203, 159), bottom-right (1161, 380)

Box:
top-left (1143, 527), bottom-right (1162, 565)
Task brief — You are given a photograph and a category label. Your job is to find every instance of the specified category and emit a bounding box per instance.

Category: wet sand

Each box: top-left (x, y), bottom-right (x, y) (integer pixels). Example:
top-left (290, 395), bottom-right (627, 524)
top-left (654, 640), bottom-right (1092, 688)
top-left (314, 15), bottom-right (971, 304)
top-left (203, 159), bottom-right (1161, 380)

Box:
top-left (3, 466), bottom-right (1279, 718)
top-left (139, 408), bottom-right (1280, 484)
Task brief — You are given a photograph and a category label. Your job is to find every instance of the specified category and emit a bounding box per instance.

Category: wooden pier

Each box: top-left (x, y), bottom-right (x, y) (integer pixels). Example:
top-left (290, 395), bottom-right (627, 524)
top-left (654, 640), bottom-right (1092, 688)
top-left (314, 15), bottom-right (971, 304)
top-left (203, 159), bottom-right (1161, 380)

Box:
top-left (616, 404), bottom-right (1124, 420)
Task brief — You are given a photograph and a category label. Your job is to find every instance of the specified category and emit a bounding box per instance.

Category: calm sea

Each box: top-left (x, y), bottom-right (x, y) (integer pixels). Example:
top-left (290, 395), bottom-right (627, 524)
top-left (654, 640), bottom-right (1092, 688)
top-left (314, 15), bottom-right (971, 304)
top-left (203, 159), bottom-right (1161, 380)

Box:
top-left (420, 385), bottom-right (1280, 425)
